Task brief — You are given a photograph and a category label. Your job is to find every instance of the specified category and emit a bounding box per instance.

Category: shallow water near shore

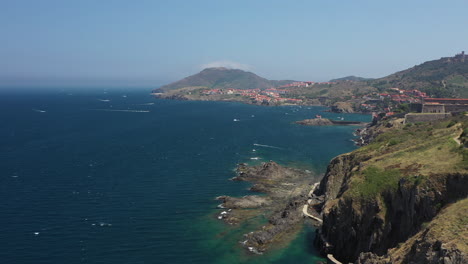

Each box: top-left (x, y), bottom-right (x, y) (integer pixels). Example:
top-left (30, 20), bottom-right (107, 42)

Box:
top-left (0, 88), bottom-right (370, 263)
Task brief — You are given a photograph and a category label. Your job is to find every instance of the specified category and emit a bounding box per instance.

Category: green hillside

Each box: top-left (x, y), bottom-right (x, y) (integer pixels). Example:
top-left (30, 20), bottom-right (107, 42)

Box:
top-left (155, 67), bottom-right (294, 92)
top-left (371, 52), bottom-right (468, 97)
top-left (153, 52), bottom-right (468, 102)
top-left (329, 75), bottom-right (373, 82)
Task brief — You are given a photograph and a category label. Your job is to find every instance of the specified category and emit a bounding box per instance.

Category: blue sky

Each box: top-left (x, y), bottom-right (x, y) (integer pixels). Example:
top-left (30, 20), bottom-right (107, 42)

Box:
top-left (1, 0), bottom-right (467, 87)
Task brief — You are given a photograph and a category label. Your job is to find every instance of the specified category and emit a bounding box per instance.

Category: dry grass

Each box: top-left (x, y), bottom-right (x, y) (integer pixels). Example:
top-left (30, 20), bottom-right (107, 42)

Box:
top-left (347, 116), bottom-right (468, 199)
top-left (387, 198), bottom-right (468, 263)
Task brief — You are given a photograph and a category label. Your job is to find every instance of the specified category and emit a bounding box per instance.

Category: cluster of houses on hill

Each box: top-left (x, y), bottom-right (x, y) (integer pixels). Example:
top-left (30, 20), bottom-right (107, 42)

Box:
top-left (201, 88), bottom-right (302, 104)
top-left (359, 86), bottom-right (468, 123)
top-left (380, 88), bottom-right (428, 101)
top-left (278, 81), bottom-right (336, 88)
top-left (359, 88), bottom-right (429, 114)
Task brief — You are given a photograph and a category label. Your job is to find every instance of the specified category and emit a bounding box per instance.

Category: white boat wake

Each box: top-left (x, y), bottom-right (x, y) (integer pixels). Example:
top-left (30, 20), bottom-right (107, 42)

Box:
top-left (89, 109), bottom-right (150, 113)
top-left (253, 143), bottom-right (283, 149)
top-left (33, 109), bottom-right (46, 113)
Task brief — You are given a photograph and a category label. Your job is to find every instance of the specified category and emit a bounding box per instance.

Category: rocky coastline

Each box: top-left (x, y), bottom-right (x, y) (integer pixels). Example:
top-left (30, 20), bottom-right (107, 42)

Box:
top-left (214, 161), bottom-right (322, 254)
top-left (296, 117), bottom-right (367, 126)
top-left (313, 115), bottom-right (468, 263)
top-left (214, 114), bottom-right (467, 262)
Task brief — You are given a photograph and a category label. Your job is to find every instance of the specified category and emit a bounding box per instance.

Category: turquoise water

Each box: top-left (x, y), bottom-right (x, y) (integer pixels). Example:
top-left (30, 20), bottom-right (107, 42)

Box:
top-left (0, 88), bottom-right (370, 263)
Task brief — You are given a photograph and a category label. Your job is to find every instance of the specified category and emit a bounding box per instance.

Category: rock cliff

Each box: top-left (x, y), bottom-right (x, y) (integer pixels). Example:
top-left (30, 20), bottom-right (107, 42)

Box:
top-left (331, 102), bottom-right (355, 113)
top-left (314, 116), bottom-right (468, 263)
top-left (356, 198), bottom-right (468, 264)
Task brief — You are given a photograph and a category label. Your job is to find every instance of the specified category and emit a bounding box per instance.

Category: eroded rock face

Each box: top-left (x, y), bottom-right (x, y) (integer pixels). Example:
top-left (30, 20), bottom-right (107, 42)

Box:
top-left (331, 102), bottom-right (355, 113)
top-left (314, 117), bottom-right (468, 263)
top-left (316, 173), bottom-right (468, 263)
top-left (355, 198), bottom-right (468, 264)
top-left (313, 153), bottom-right (364, 201)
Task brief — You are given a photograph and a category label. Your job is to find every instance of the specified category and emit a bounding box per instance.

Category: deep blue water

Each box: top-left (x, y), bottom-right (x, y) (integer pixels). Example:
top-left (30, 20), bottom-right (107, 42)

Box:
top-left (0, 88), bottom-right (370, 264)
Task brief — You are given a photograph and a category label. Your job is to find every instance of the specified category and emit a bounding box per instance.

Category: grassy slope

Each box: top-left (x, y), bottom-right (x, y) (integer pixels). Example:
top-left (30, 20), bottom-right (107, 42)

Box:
top-left (372, 56), bottom-right (468, 97)
top-left (345, 116), bottom-right (468, 199)
top-left (326, 116), bottom-right (468, 262)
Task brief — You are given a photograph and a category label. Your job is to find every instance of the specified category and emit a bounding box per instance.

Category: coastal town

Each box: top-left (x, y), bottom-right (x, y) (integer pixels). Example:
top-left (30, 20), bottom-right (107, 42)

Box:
top-left (201, 87), bottom-right (302, 104)
top-left (199, 82), bottom-right (430, 116)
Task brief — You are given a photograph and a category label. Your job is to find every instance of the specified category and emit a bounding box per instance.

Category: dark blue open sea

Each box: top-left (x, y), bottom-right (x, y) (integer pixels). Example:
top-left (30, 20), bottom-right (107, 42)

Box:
top-left (0, 88), bottom-right (370, 264)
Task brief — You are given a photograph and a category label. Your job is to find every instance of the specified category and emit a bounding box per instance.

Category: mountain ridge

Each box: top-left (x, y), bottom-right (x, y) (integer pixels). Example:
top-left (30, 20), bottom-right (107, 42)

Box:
top-left (155, 67), bottom-right (294, 92)
top-left (153, 51), bottom-right (468, 104)
top-left (329, 75), bottom-right (373, 82)
top-left (370, 52), bottom-right (468, 97)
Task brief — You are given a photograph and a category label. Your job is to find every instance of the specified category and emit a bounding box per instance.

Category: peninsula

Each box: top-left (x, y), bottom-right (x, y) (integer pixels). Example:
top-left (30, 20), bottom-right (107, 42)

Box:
top-left (153, 52), bottom-right (468, 115)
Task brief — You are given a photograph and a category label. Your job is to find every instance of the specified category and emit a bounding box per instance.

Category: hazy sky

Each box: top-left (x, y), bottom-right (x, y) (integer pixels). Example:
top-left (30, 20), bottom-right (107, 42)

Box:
top-left (1, 0), bottom-right (468, 87)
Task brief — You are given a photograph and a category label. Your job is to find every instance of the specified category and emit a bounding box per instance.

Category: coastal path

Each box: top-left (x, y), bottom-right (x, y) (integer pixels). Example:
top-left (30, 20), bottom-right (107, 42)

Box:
top-left (303, 182), bottom-right (323, 223)
top-left (302, 204), bottom-right (323, 223)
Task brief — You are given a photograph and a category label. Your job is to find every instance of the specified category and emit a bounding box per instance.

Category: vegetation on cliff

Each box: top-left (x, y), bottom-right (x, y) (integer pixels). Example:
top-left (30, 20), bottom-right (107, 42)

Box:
top-left (329, 76), bottom-right (373, 82)
top-left (155, 67), bottom-right (293, 92)
top-left (315, 115), bottom-right (468, 263)
top-left (348, 117), bottom-right (468, 199)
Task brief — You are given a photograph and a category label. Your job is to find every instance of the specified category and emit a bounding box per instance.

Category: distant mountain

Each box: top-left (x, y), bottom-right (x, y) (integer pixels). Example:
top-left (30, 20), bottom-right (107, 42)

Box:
top-left (329, 76), bottom-right (373, 82)
top-left (372, 52), bottom-right (468, 97)
top-left (155, 67), bottom-right (294, 92)
top-left (154, 52), bottom-right (468, 99)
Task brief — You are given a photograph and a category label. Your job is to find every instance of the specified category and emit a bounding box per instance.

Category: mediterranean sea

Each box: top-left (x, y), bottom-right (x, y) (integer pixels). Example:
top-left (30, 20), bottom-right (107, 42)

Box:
top-left (0, 88), bottom-right (370, 264)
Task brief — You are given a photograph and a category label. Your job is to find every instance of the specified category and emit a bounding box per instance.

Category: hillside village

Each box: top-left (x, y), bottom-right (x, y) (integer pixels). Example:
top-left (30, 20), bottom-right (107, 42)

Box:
top-left (155, 51), bottom-right (468, 118)
top-left (199, 84), bottom-right (430, 114)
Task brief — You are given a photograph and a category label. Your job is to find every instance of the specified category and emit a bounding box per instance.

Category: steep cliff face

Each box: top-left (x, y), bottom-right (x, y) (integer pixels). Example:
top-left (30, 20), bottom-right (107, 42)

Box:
top-left (356, 198), bottom-right (468, 264)
top-left (314, 153), bottom-right (364, 201)
top-left (317, 173), bottom-right (468, 263)
top-left (315, 116), bottom-right (468, 263)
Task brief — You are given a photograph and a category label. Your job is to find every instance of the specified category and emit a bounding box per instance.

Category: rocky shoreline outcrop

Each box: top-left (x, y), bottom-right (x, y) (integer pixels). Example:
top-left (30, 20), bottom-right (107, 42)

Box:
top-left (215, 161), bottom-right (319, 253)
top-left (353, 117), bottom-right (405, 146)
top-left (330, 102), bottom-right (355, 113)
top-left (296, 118), bottom-right (366, 127)
top-left (295, 118), bottom-right (335, 126)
